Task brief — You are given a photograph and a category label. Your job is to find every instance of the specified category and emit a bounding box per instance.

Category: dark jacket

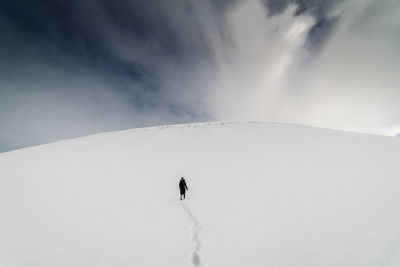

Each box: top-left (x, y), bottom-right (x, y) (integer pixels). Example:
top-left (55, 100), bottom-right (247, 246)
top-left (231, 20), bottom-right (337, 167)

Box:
top-left (179, 179), bottom-right (188, 194)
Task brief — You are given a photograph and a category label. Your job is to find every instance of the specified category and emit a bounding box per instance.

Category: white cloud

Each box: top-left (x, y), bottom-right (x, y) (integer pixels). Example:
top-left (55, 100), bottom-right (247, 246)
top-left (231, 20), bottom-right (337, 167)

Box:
top-left (204, 0), bottom-right (400, 136)
top-left (208, 1), bottom-right (314, 121)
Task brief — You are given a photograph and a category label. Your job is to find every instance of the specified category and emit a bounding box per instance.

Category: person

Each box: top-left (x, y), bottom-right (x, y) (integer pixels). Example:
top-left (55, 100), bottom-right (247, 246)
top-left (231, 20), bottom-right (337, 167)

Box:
top-left (179, 177), bottom-right (188, 200)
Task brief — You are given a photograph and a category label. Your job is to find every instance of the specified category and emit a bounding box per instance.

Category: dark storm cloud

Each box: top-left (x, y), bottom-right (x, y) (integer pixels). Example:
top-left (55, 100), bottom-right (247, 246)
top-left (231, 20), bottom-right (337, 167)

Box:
top-left (0, 0), bottom-right (230, 151)
top-left (0, 0), bottom-right (152, 105)
top-left (0, 0), bottom-right (344, 152)
top-left (0, 0), bottom-right (194, 100)
top-left (262, 0), bottom-right (344, 51)
top-left (1, 0), bottom-right (398, 152)
top-left (0, 0), bottom-right (233, 99)
top-left (0, 0), bottom-right (232, 68)
top-left (0, 0), bottom-right (338, 86)
top-left (264, 0), bottom-right (343, 18)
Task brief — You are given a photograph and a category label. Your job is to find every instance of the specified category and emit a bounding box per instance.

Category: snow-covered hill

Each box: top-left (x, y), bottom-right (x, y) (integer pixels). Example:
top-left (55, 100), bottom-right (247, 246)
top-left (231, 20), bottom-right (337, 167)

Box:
top-left (1, 122), bottom-right (400, 266)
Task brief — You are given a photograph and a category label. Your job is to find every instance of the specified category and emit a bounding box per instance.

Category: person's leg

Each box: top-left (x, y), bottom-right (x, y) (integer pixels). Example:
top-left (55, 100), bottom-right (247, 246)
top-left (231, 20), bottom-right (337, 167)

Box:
top-left (183, 193), bottom-right (185, 199)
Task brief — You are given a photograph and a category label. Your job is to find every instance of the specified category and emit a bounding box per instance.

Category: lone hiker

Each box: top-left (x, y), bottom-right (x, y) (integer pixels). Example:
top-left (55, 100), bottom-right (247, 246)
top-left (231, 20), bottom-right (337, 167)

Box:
top-left (179, 177), bottom-right (188, 200)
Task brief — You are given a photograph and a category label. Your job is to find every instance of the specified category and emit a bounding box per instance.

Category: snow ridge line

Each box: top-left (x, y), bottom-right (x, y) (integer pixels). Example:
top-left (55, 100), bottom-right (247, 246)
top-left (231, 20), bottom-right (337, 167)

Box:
top-left (182, 202), bottom-right (203, 266)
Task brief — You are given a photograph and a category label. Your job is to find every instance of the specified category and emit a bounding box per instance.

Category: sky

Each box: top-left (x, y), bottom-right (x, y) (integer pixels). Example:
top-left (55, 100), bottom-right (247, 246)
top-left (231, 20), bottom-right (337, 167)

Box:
top-left (0, 0), bottom-right (399, 152)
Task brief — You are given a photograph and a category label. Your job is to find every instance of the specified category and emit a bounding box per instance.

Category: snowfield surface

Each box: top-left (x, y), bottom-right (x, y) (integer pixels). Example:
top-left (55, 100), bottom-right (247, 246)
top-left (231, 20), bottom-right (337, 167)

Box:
top-left (1, 122), bottom-right (400, 267)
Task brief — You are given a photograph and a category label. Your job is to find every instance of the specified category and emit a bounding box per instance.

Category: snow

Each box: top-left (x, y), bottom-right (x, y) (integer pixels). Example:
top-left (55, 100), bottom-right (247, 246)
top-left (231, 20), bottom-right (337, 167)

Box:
top-left (1, 121), bottom-right (400, 266)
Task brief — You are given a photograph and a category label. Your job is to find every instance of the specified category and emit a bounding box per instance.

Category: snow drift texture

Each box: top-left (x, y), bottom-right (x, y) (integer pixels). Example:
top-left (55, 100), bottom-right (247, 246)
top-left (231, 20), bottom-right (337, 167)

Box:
top-left (1, 122), bottom-right (400, 266)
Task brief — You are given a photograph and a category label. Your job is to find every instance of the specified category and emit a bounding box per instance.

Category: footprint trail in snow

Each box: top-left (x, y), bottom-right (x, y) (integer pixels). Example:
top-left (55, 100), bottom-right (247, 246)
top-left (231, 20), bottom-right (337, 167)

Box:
top-left (182, 202), bottom-right (203, 266)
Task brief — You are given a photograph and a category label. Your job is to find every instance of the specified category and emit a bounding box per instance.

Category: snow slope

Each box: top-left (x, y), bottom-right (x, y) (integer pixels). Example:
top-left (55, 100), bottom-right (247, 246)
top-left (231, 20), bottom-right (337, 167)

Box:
top-left (1, 121), bottom-right (400, 267)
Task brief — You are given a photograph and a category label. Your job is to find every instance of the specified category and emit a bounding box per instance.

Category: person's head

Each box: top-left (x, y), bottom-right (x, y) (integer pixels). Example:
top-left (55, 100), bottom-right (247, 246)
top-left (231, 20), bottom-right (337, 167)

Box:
top-left (181, 177), bottom-right (184, 180)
